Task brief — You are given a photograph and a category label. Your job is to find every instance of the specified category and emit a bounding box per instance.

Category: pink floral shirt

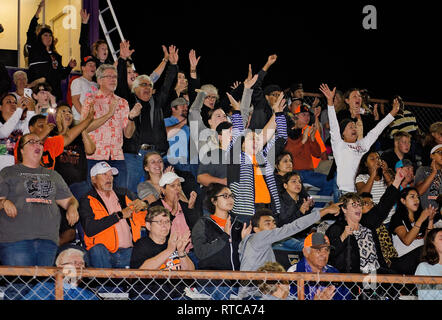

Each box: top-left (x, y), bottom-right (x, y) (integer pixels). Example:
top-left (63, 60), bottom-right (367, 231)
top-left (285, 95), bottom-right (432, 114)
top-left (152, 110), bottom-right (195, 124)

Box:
top-left (81, 90), bottom-right (129, 160)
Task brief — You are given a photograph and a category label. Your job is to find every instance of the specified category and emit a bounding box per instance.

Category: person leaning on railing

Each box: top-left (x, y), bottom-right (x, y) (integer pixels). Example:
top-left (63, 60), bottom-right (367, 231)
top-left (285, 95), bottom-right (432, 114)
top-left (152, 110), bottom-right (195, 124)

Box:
top-left (287, 232), bottom-right (351, 300)
top-left (23, 245), bottom-right (99, 300)
top-left (256, 262), bottom-right (291, 300)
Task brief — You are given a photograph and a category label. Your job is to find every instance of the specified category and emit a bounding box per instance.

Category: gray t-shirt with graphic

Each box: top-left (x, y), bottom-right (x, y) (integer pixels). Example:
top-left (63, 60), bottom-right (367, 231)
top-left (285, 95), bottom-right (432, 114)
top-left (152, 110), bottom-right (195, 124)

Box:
top-left (0, 164), bottom-right (72, 245)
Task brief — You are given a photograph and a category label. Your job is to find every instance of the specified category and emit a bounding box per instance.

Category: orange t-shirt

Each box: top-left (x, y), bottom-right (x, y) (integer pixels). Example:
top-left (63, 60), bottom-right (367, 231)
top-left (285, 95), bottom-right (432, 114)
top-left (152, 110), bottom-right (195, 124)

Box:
top-left (14, 135), bottom-right (64, 170)
top-left (252, 155), bottom-right (271, 204)
top-left (211, 214), bottom-right (227, 229)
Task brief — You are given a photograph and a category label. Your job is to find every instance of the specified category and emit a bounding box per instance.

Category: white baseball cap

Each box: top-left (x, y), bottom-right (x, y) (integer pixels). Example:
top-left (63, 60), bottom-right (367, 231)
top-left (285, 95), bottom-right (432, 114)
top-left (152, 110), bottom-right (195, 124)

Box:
top-left (90, 161), bottom-right (119, 177)
top-left (430, 144), bottom-right (442, 155)
top-left (159, 172), bottom-right (184, 187)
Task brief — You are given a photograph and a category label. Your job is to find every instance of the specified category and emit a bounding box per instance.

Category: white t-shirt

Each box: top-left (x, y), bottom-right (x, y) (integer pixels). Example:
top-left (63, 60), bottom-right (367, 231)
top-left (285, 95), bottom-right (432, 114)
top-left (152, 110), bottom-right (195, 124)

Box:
top-left (328, 105), bottom-right (394, 192)
top-left (0, 109), bottom-right (34, 171)
top-left (355, 174), bottom-right (396, 224)
top-left (70, 77), bottom-right (99, 121)
top-left (415, 262), bottom-right (442, 300)
top-left (392, 229), bottom-right (424, 258)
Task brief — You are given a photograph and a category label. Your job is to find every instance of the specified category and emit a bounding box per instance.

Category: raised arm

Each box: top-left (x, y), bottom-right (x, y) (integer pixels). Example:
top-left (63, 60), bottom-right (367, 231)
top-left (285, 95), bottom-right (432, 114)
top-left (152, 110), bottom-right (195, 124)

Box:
top-left (26, 0), bottom-right (44, 50)
top-left (149, 45), bottom-right (169, 84)
top-left (156, 45), bottom-right (179, 112)
top-left (394, 206), bottom-right (436, 246)
top-left (0, 105), bottom-right (26, 139)
top-left (251, 54), bottom-right (277, 111)
top-left (362, 169), bottom-right (404, 229)
top-left (189, 90), bottom-right (207, 129)
top-left (257, 92), bottom-right (286, 153)
top-left (115, 40), bottom-right (134, 98)
top-left (415, 161), bottom-right (438, 196)
top-left (63, 105), bottom-right (94, 146)
top-left (79, 9), bottom-right (91, 59)
top-left (239, 69), bottom-right (257, 127)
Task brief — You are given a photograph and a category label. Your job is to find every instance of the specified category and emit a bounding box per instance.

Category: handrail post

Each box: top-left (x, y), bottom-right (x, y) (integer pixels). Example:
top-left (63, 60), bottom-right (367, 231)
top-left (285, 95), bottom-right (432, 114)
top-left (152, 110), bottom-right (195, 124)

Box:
top-left (55, 270), bottom-right (64, 300)
top-left (297, 278), bottom-right (305, 300)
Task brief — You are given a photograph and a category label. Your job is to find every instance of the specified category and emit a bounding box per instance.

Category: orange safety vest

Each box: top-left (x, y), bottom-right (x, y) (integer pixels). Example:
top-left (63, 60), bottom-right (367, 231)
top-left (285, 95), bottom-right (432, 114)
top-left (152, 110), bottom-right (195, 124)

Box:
top-left (83, 194), bottom-right (146, 253)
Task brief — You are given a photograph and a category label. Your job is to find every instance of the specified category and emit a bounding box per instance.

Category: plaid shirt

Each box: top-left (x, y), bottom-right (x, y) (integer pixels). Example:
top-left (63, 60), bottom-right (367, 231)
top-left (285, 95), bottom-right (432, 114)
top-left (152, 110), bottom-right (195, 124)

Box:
top-left (81, 90), bottom-right (129, 160)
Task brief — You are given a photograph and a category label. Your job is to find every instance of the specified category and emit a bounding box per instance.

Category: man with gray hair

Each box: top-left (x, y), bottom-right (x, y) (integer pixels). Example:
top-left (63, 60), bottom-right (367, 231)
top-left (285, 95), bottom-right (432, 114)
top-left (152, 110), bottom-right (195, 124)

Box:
top-left (123, 45), bottom-right (180, 194)
top-left (81, 63), bottom-right (141, 188)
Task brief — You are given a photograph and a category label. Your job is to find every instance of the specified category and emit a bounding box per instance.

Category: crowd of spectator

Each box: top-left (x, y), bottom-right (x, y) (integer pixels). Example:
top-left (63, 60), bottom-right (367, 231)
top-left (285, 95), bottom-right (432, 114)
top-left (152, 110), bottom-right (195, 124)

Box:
top-left (0, 1), bottom-right (441, 300)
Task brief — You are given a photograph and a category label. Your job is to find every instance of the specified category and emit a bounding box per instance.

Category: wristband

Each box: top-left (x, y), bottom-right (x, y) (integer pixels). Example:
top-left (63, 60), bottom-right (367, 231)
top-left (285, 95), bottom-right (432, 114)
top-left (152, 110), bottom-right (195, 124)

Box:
top-left (178, 252), bottom-right (187, 258)
top-left (116, 211), bottom-right (124, 220)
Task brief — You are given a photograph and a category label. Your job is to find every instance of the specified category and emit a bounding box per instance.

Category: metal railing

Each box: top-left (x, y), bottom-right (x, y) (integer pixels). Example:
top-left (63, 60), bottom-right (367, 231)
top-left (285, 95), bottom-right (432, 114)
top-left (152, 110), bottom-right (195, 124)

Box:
top-left (0, 266), bottom-right (440, 300)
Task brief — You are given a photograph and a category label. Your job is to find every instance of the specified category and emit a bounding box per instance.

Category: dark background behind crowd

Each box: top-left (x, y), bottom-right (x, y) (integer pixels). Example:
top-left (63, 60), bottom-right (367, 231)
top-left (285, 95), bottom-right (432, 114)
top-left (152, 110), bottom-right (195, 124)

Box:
top-left (111, 0), bottom-right (442, 104)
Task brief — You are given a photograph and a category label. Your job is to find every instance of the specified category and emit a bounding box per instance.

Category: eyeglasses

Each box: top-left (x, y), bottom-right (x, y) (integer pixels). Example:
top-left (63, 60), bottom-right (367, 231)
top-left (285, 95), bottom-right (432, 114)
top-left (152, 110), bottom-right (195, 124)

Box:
top-left (215, 193), bottom-right (235, 200)
top-left (348, 202), bottom-right (363, 208)
top-left (205, 95), bottom-right (217, 100)
top-left (138, 82), bottom-right (153, 88)
top-left (23, 139), bottom-right (44, 147)
top-left (149, 220), bottom-right (171, 226)
top-left (362, 200), bottom-right (374, 206)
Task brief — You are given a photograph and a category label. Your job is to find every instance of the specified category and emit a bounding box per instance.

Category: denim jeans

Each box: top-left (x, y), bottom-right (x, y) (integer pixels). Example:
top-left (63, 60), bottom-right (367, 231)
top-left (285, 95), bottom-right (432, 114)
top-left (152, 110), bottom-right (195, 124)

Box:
top-left (298, 170), bottom-right (334, 196)
top-left (87, 159), bottom-right (128, 189)
top-left (0, 239), bottom-right (58, 266)
top-left (272, 237), bottom-right (304, 252)
top-left (69, 180), bottom-right (92, 200)
top-left (197, 282), bottom-right (238, 300)
top-left (87, 244), bottom-right (132, 268)
top-left (124, 151), bottom-right (150, 195)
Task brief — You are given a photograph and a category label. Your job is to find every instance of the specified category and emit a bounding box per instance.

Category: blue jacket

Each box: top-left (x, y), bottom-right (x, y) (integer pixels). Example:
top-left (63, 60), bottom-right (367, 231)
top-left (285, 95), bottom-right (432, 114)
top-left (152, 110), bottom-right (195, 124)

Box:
top-left (23, 282), bottom-right (99, 300)
top-left (288, 257), bottom-right (352, 300)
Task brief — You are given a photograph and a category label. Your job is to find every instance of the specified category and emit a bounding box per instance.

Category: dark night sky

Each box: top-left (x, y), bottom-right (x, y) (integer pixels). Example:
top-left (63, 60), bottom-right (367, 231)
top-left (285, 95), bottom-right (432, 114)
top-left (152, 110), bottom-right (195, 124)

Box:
top-left (104, 0), bottom-right (441, 104)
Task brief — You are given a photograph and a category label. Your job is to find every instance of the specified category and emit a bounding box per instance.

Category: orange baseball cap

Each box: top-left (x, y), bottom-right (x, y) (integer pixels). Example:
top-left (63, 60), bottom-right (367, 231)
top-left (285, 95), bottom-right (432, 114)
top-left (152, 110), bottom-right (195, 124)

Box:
top-left (304, 232), bottom-right (332, 249)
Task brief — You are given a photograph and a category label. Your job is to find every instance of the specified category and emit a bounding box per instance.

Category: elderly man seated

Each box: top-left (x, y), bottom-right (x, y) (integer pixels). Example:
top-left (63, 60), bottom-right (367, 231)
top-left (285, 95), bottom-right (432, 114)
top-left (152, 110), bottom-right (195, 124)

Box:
top-left (288, 232), bottom-right (351, 300)
top-left (79, 161), bottom-right (147, 268)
